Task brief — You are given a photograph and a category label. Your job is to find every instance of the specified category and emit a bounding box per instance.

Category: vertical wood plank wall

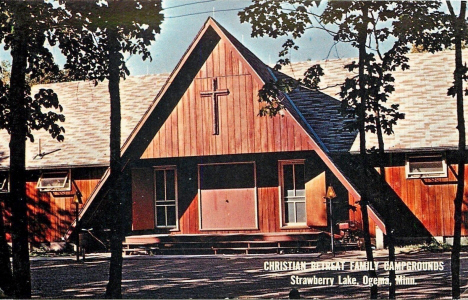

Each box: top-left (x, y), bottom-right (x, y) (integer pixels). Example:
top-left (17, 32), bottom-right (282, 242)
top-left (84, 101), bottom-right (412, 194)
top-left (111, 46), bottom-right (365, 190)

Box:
top-left (141, 38), bottom-right (316, 159)
top-left (133, 153), bottom-right (331, 235)
top-left (384, 165), bottom-right (465, 237)
top-left (4, 168), bottom-right (105, 243)
top-left (349, 165), bottom-right (467, 238)
top-left (134, 37), bottom-right (343, 235)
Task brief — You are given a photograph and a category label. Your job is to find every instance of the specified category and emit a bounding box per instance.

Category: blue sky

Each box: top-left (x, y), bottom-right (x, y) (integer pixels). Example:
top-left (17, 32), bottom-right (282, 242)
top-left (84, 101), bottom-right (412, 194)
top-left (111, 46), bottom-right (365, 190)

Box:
top-left (127, 0), bottom-right (356, 75)
top-left (0, 1), bottom-right (460, 76)
top-left (0, 0), bottom-right (357, 76)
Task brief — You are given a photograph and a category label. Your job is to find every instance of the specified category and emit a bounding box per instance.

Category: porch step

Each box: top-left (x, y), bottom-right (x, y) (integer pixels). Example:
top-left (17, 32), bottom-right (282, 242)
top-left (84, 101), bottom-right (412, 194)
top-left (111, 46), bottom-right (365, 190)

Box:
top-left (123, 232), bottom-right (329, 255)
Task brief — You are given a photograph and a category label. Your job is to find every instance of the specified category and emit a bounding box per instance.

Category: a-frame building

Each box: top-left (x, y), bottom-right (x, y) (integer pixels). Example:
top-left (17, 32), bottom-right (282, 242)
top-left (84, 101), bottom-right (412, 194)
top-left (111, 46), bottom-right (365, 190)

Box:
top-left (77, 17), bottom-right (371, 251)
top-left (5, 17), bottom-right (454, 252)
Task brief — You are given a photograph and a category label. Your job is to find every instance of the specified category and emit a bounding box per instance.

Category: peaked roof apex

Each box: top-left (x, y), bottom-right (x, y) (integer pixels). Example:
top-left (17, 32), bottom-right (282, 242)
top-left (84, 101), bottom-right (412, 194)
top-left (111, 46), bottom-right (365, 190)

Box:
top-left (121, 17), bottom-right (272, 155)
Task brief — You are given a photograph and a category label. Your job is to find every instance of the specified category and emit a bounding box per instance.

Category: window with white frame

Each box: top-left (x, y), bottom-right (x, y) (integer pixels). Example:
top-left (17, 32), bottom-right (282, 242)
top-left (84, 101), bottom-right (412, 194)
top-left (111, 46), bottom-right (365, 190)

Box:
top-left (154, 167), bottom-right (177, 228)
top-left (279, 160), bottom-right (306, 225)
top-left (406, 154), bottom-right (447, 179)
top-left (37, 170), bottom-right (71, 192)
top-left (0, 172), bottom-right (9, 193)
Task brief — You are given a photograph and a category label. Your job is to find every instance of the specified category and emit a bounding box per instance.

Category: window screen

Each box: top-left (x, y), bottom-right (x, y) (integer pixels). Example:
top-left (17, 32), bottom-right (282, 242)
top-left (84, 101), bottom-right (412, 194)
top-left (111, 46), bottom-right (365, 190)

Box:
top-left (37, 171), bottom-right (70, 192)
top-left (406, 154), bottom-right (447, 179)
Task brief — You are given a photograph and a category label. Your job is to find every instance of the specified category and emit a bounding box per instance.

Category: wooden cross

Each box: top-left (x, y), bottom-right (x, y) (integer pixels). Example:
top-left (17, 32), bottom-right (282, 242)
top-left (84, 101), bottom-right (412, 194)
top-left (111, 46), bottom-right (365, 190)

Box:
top-left (200, 77), bottom-right (230, 135)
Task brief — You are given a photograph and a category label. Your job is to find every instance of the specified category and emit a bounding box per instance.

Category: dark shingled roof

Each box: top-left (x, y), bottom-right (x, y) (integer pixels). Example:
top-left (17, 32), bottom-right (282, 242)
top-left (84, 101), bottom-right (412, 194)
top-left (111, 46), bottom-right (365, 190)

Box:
top-left (286, 86), bottom-right (357, 153)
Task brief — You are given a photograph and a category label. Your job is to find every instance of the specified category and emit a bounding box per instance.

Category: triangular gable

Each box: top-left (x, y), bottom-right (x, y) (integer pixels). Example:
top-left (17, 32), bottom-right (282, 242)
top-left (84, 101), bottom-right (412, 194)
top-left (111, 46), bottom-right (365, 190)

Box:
top-left (120, 17), bottom-right (269, 157)
top-left (121, 17), bottom-right (318, 158)
top-left (75, 17), bottom-right (368, 238)
top-left (140, 39), bottom-right (317, 158)
top-left (120, 17), bottom-right (361, 196)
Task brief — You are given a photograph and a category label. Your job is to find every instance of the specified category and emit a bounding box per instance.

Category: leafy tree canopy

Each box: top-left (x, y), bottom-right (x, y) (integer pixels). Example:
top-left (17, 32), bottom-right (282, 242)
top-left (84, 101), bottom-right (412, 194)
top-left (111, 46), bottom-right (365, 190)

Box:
top-left (0, 1), bottom-right (66, 142)
top-left (240, 1), bottom-right (439, 137)
top-left (59, 0), bottom-right (163, 82)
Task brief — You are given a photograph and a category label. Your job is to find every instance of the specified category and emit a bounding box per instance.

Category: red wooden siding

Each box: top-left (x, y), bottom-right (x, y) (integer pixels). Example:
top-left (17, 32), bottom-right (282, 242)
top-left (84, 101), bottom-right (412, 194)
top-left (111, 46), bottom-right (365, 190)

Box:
top-left (141, 38), bottom-right (316, 159)
top-left (349, 165), bottom-right (468, 238)
top-left (132, 168), bottom-right (155, 231)
top-left (5, 168), bottom-right (106, 243)
top-left (384, 164), bottom-right (464, 237)
top-left (132, 154), bottom-right (330, 235)
top-left (306, 171), bottom-right (327, 226)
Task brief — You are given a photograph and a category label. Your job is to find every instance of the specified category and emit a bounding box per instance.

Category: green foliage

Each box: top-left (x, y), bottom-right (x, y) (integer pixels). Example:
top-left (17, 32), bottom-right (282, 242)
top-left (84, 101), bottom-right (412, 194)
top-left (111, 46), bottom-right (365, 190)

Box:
top-left (320, 2), bottom-right (441, 138)
top-left (301, 64), bottom-right (324, 88)
top-left (0, 66), bottom-right (65, 142)
top-left (421, 238), bottom-right (452, 253)
top-left (240, 0), bottom-right (319, 39)
top-left (0, 2), bottom-right (72, 297)
top-left (401, 4), bottom-right (458, 54)
top-left (258, 78), bottom-right (293, 117)
top-left (257, 65), bottom-right (323, 117)
top-left (54, 2), bottom-right (164, 298)
top-left (1, 59), bottom-right (71, 86)
top-left (59, 0), bottom-right (163, 82)
top-left (339, 52), bottom-right (405, 136)
top-left (241, 1), bottom-right (438, 138)
top-left (0, 1), bottom-right (66, 142)
top-left (240, 0), bottom-right (320, 71)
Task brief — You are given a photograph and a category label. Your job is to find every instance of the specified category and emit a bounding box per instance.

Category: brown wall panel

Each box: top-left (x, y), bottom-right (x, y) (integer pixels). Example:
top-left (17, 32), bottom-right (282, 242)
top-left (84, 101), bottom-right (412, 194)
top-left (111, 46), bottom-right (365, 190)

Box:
top-left (132, 168), bottom-right (155, 231)
top-left (306, 171), bottom-right (327, 227)
top-left (5, 167), bottom-right (107, 243)
top-left (383, 165), bottom-right (467, 237)
top-left (200, 188), bottom-right (256, 230)
top-left (141, 39), bottom-right (316, 160)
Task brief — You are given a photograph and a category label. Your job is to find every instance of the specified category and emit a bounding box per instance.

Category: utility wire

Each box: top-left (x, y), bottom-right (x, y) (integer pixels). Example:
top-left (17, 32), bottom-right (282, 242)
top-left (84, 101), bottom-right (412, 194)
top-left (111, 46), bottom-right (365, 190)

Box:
top-left (164, 0), bottom-right (216, 10)
top-left (166, 7), bottom-right (245, 19)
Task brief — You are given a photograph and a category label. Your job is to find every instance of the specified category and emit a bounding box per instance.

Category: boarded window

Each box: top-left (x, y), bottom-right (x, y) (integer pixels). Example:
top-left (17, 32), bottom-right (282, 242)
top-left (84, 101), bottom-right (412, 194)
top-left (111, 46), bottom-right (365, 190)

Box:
top-left (200, 163), bottom-right (255, 189)
top-left (406, 154), bottom-right (447, 179)
top-left (199, 162), bottom-right (257, 230)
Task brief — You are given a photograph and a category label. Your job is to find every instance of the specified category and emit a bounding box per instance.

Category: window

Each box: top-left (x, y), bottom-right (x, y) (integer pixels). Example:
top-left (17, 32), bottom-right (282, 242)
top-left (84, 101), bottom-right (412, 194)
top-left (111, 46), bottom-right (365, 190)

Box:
top-left (0, 173), bottom-right (9, 193)
top-left (154, 167), bottom-right (177, 228)
top-left (37, 170), bottom-right (71, 192)
top-left (406, 154), bottom-right (447, 179)
top-left (280, 161), bottom-right (306, 225)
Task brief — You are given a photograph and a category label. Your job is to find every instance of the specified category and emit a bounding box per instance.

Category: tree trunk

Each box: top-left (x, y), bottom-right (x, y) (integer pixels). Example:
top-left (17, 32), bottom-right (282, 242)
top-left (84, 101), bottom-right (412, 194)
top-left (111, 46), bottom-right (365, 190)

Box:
top-left (450, 2), bottom-right (466, 298)
top-left (105, 28), bottom-right (124, 299)
top-left (374, 109), bottom-right (396, 298)
top-left (9, 26), bottom-right (32, 298)
top-left (0, 195), bottom-right (13, 296)
top-left (357, 4), bottom-right (378, 299)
